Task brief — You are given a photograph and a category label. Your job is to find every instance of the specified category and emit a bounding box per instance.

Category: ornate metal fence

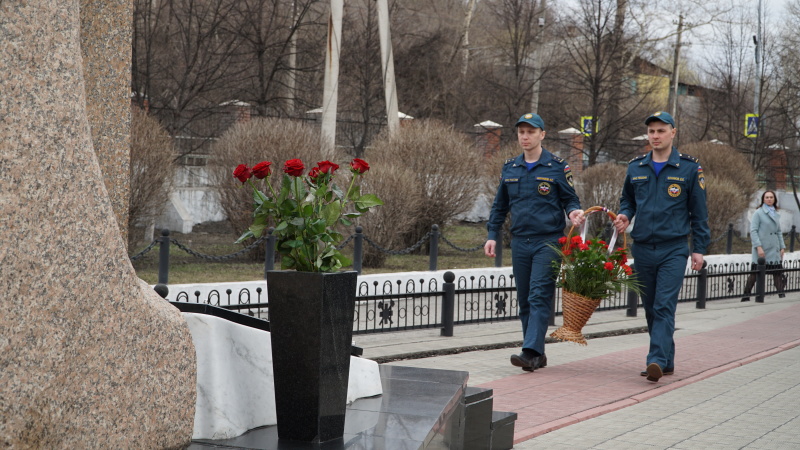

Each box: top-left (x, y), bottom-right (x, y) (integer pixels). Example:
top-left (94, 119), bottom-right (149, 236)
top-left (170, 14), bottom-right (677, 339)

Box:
top-left (163, 259), bottom-right (800, 335)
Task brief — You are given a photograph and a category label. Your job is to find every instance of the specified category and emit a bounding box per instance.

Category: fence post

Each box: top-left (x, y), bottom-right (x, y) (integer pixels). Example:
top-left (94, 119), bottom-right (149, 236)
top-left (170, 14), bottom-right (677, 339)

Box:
top-left (626, 289), bottom-right (638, 317)
top-left (263, 227), bottom-right (275, 277)
top-left (353, 226), bottom-right (364, 275)
top-left (791, 225), bottom-right (796, 253)
top-left (429, 224), bottom-right (439, 271)
top-left (158, 229), bottom-right (170, 285)
top-left (494, 234), bottom-right (503, 268)
top-left (726, 223), bottom-right (733, 254)
top-left (756, 256), bottom-right (766, 303)
top-left (441, 271), bottom-right (455, 337)
top-left (154, 284), bottom-right (169, 299)
top-left (695, 261), bottom-right (707, 309)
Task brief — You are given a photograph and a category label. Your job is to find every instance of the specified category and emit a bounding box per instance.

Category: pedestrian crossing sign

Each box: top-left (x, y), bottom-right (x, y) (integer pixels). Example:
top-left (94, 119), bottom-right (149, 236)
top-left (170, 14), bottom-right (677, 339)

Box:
top-left (745, 114), bottom-right (759, 138)
top-left (581, 116), bottom-right (597, 136)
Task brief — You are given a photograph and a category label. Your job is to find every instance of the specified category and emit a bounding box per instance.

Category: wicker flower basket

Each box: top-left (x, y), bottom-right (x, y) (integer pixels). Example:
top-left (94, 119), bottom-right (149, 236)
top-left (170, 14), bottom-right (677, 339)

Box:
top-left (549, 205), bottom-right (632, 346)
top-left (550, 290), bottom-right (603, 345)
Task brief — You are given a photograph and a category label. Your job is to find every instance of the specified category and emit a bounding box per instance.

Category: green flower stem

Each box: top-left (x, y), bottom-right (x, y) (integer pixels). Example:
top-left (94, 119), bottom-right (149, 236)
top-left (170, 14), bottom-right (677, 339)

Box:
top-left (342, 172), bottom-right (359, 207)
top-left (292, 176), bottom-right (316, 271)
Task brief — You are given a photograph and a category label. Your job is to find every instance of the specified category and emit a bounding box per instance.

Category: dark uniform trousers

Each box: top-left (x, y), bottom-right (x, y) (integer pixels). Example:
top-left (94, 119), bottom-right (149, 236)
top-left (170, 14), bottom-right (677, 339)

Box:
top-left (632, 238), bottom-right (690, 370)
top-left (511, 235), bottom-right (560, 355)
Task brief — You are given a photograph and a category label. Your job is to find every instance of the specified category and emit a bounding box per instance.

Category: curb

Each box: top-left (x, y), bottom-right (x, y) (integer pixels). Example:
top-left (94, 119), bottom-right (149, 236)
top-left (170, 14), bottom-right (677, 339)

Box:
top-left (372, 326), bottom-right (649, 364)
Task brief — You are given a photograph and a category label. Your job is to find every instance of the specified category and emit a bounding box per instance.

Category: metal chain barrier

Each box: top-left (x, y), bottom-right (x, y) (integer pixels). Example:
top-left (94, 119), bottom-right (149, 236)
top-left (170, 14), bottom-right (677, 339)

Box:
top-left (336, 233), bottom-right (356, 250)
top-left (169, 235), bottom-right (267, 261)
top-left (440, 234), bottom-right (485, 252)
top-left (363, 232), bottom-right (432, 255)
top-left (710, 233), bottom-right (728, 244)
top-left (129, 239), bottom-right (158, 261)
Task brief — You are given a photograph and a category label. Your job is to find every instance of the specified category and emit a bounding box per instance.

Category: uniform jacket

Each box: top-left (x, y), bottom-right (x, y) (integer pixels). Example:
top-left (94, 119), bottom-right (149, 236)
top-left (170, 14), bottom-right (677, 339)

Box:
top-left (487, 149), bottom-right (581, 241)
top-left (750, 205), bottom-right (784, 264)
top-left (618, 147), bottom-right (710, 254)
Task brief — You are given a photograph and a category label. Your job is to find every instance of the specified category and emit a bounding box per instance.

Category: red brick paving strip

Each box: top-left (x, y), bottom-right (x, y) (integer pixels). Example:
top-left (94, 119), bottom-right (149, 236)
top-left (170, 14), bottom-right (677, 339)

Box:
top-left (477, 303), bottom-right (800, 443)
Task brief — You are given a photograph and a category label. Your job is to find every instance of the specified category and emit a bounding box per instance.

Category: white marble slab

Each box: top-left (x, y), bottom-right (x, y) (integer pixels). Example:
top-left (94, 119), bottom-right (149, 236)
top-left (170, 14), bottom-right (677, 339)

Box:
top-left (183, 313), bottom-right (382, 440)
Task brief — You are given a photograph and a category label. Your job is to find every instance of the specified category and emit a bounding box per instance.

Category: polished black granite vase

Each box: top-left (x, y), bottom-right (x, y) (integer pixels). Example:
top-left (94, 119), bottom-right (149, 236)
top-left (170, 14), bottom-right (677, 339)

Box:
top-left (266, 270), bottom-right (358, 443)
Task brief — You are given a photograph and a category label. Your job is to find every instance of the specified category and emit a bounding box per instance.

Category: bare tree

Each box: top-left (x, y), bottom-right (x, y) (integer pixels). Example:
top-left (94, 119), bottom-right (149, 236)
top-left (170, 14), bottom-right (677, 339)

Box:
top-left (226, 0), bottom-right (327, 117)
top-left (132, 0), bottom-right (244, 160)
top-left (128, 107), bottom-right (177, 246)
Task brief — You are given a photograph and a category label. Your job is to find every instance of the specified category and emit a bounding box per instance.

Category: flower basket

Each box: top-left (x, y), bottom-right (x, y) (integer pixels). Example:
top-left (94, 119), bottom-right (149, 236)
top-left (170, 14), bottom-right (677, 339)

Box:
top-left (549, 206), bottom-right (638, 345)
top-left (550, 290), bottom-right (602, 345)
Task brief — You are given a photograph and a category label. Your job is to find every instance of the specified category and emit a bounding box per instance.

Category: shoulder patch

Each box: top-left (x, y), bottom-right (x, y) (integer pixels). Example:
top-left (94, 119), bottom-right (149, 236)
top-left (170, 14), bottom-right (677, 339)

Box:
top-left (679, 153), bottom-right (699, 163)
top-left (551, 155), bottom-right (565, 164)
top-left (628, 154), bottom-right (647, 164)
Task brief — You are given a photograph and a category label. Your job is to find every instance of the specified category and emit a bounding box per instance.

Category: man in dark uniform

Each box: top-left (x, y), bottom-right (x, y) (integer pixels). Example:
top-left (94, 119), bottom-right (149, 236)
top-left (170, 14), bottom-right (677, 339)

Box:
top-left (485, 113), bottom-right (584, 372)
top-left (613, 111), bottom-right (710, 382)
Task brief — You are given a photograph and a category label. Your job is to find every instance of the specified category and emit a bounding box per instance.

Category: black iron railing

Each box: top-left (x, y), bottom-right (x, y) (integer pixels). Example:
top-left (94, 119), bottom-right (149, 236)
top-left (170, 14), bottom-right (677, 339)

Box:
top-left (162, 258), bottom-right (799, 335)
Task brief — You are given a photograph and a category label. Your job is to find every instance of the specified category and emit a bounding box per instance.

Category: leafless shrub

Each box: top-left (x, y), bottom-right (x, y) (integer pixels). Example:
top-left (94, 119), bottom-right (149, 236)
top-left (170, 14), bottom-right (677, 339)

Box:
top-left (365, 120), bottom-right (484, 249)
top-left (358, 167), bottom-right (425, 267)
top-left (128, 106), bottom-right (176, 247)
top-left (209, 118), bottom-right (324, 242)
top-left (681, 141), bottom-right (757, 248)
top-left (574, 162), bottom-right (628, 236)
top-left (680, 142), bottom-right (758, 198)
top-left (704, 175), bottom-right (748, 251)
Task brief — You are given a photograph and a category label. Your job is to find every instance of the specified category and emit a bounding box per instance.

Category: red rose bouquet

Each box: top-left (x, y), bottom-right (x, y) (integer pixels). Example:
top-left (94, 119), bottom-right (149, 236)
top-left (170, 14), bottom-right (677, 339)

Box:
top-left (233, 158), bottom-right (382, 272)
top-left (553, 235), bottom-right (637, 300)
top-left (549, 206), bottom-right (640, 345)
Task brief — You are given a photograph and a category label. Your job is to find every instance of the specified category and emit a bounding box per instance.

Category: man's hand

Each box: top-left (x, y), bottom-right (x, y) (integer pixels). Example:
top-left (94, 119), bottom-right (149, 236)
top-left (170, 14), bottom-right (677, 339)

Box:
top-left (691, 253), bottom-right (704, 271)
top-left (613, 214), bottom-right (630, 234)
top-left (484, 239), bottom-right (497, 258)
top-left (569, 209), bottom-right (585, 227)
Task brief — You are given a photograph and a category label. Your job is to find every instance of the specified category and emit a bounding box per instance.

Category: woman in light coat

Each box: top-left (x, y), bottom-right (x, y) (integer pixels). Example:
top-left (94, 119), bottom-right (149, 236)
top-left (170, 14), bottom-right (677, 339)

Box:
top-left (742, 190), bottom-right (786, 301)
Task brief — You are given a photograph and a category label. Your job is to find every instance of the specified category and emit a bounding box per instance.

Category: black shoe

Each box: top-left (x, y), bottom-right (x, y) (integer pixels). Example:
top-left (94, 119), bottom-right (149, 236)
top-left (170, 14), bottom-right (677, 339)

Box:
top-left (645, 363), bottom-right (663, 382)
top-left (510, 353), bottom-right (535, 370)
top-left (779, 293), bottom-right (786, 298)
top-left (640, 367), bottom-right (673, 376)
top-left (741, 297), bottom-right (750, 302)
top-left (522, 354), bottom-right (547, 372)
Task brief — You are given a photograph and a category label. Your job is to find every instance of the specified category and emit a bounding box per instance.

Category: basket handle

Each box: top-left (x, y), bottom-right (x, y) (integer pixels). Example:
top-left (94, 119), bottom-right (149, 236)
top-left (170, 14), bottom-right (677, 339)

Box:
top-left (567, 206), bottom-right (625, 255)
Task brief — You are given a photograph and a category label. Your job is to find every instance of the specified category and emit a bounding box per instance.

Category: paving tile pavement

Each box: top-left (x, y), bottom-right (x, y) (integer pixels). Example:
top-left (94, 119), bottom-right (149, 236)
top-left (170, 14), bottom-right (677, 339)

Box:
top-left (359, 293), bottom-right (800, 448)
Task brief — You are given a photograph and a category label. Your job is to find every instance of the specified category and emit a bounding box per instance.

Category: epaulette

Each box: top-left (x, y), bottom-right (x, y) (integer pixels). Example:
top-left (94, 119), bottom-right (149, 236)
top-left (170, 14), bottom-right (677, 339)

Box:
top-left (551, 155), bottom-right (565, 164)
top-left (628, 154), bottom-right (647, 164)
top-left (679, 153), bottom-right (699, 163)
top-left (504, 157), bottom-right (515, 165)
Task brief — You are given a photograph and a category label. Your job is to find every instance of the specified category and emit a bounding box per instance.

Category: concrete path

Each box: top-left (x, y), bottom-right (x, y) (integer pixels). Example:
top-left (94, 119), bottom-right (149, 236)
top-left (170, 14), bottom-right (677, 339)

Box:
top-left (358, 293), bottom-right (800, 449)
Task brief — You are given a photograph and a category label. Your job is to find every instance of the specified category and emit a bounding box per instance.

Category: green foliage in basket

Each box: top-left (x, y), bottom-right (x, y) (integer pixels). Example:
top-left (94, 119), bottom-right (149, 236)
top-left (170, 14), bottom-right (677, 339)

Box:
top-left (552, 235), bottom-right (641, 300)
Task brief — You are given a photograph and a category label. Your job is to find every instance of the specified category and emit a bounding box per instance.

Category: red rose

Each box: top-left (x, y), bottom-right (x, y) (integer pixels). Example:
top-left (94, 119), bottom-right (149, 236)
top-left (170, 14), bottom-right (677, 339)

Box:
top-left (233, 164), bottom-right (252, 183)
top-left (350, 158), bottom-right (370, 174)
top-left (252, 161), bottom-right (272, 179)
top-left (604, 262), bottom-right (615, 271)
top-left (283, 159), bottom-right (305, 177)
top-left (317, 160), bottom-right (339, 174)
top-left (308, 167), bottom-right (321, 181)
